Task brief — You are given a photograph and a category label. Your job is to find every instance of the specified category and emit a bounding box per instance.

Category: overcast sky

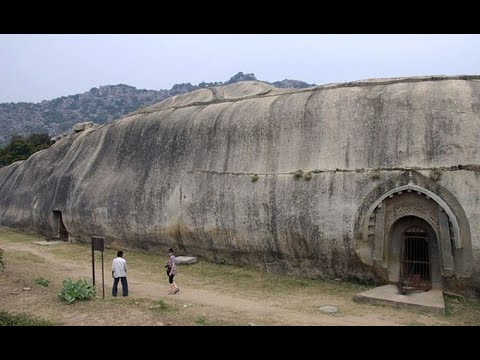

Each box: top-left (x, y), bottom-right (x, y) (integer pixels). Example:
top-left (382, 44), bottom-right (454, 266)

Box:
top-left (1, 34), bottom-right (479, 103)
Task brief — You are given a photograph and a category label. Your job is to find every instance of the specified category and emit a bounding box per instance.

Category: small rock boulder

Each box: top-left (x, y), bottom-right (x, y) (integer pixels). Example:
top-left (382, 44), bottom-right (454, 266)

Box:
top-left (72, 121), bottom-right (98, 133)
top-left (175, 256), bottom-right (198, 265)
top-left (50, 134), bottom-right (67, 144)
top-left (319, 305), bottom-right (338, 314)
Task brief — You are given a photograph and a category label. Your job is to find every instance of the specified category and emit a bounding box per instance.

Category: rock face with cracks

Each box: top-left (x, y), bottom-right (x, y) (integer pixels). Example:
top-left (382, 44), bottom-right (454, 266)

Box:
top-left (1, 76), bottom-right (480, 293)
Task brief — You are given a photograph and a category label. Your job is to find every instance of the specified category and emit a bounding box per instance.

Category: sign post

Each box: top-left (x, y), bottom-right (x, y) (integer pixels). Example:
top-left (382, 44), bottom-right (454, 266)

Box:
top-left (91, 239), bottom-right (95, 286)
top-left (101, 249), bottom-right (104, 300)
top-left (91, 236), bottom-right (105, 299)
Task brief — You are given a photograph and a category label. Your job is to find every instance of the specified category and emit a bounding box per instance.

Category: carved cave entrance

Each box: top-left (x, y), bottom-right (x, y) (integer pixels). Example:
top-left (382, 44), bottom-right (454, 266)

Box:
top-left (362, 188), bottom-right (450, 289)
top-left (357, 172), bottom-right (474, 291)
top-left (52, 210), bottom-right (68, 241)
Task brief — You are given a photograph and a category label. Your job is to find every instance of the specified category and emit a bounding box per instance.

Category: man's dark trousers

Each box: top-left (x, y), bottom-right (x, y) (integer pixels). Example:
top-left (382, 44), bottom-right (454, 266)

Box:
top-left (112, 277), bottom-right (128, 296)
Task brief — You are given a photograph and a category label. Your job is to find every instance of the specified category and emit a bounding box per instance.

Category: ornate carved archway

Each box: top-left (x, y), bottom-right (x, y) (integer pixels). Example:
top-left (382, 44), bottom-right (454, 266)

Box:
top-left (355, 170), bottom-right (473, 283)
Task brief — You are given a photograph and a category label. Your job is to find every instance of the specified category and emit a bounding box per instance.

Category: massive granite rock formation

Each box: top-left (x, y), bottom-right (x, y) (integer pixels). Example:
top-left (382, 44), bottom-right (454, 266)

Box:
top-left (1, 76), bottom-right (479, 293)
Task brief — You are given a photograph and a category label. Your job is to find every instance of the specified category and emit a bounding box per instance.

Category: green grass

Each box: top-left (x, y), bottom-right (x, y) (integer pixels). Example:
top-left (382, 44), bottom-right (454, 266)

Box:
top-left (195, 315), bottom-right (209, 326)
top-left (34, 277), bottom-right (50, 287)
top-left (155, 300), bottom-right (170, 310)
top-left (149, 299), bottom-right (177, 314)
top-left (0, 310), bottom-right (56, 326)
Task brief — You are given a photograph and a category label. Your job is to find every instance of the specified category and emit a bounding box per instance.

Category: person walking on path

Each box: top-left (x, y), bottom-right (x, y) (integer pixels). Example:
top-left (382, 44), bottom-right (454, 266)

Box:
top-left (166, 248), bottom-right (179, 295)
top-left (112, 250), bottom-right (128, 297)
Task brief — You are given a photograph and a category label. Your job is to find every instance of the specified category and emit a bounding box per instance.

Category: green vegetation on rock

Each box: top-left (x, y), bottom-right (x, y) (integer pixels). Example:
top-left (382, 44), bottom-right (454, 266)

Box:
top-left (0, 133), bottom-right (51, 167)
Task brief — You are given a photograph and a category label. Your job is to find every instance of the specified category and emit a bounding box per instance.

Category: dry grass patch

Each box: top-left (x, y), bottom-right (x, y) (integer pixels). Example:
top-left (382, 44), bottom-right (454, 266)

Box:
top-left (8, 250), bottom-right (46, 264)
top-left (0, 227), bottom-right (42, 242)
top-left (2, 226), bottom-right (480, 325)
top-left (444, 295), bottom-right (480, 325)
top-left (180, 260), bottom-right (371, 298)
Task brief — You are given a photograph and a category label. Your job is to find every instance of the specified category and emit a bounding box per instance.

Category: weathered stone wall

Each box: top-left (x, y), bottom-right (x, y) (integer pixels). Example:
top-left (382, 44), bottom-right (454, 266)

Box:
top-left (1, 76), bottom-right (479, 289)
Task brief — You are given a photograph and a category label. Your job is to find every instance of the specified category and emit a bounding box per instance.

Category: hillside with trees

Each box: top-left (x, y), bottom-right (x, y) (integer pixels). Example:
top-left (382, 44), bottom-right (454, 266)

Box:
top-left (0, 133), bottom-right (51, 167)
top-left (0, 72), bottom-right (316, 148)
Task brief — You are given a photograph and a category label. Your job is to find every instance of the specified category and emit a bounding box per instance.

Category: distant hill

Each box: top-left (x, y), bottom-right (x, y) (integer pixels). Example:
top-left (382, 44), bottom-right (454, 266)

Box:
top-left (0, 72), bottom-right (316, 148)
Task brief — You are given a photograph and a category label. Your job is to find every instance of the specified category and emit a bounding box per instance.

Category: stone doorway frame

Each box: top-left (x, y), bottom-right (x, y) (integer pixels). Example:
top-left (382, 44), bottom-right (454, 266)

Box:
top-left (390, 217), bottom-right (440, 288)
top-left (52, 210), bottom-right (69, 241)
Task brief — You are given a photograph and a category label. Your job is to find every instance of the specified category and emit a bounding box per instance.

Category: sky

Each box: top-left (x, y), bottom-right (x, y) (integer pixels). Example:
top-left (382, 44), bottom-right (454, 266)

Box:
top-left (0, 34), bottom-right (479, 103)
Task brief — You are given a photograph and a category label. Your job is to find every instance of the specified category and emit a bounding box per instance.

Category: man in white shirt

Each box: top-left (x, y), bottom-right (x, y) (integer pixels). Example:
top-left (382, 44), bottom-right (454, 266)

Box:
top-left (112, 250), bottom-right (128, 297)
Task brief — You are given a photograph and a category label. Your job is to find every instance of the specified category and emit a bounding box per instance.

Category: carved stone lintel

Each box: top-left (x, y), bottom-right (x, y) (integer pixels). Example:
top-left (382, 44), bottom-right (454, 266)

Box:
top-left (385, 203), bottom-right (439, 233)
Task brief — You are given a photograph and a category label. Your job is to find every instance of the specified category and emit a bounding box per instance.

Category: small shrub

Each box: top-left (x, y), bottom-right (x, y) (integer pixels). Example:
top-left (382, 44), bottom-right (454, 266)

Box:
top-left (195, 315), bottom-right (209, 326)
top-left (304, 172), bottom-right (312, 181)
top-left (34, 277), bottom-right (50, 287)
top-left (430, 168), bottom-right (443, 181)
top-left (293, 170), bottom-right (304, 179)
top-left (58, 278), bottom-right (96, 304)
top-left (370, 169), bottom-right (381, 180)
top-left (0, 248), bottom-right (4, 272)
top-left (251, 174), bottom-right (259, 182)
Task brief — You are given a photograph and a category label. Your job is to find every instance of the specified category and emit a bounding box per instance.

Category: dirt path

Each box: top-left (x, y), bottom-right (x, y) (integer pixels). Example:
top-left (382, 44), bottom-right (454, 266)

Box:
top-left (0, 230), bottom-right (472, 326)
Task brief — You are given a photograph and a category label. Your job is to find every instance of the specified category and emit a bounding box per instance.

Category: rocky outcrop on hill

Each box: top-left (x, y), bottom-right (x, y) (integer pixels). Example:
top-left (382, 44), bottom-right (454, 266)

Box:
top-left (0, 72), bottom-right (316, 147)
